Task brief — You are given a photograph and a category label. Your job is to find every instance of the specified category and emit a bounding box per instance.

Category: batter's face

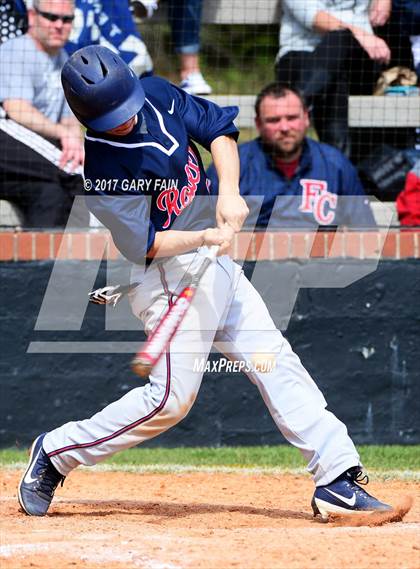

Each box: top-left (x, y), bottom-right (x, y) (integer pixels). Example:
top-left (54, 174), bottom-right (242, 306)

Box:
top-left (29, 0), bottom-right (74, 54)
top-left (255, 92), bottom-right (309, 160)
top-left (105, 115), bottom-right (138, 136)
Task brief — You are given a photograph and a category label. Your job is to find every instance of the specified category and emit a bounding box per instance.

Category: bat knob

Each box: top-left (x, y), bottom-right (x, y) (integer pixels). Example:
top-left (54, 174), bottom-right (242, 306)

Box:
top-left (131, 356), bottom-right (153, 378)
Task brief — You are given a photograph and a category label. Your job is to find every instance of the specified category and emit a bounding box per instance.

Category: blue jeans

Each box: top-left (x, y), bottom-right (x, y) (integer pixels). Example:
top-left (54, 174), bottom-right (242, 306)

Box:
top-left (167, 0), bottom-right (202, 54)
top-left (276, 30), bottom-right (381, 157)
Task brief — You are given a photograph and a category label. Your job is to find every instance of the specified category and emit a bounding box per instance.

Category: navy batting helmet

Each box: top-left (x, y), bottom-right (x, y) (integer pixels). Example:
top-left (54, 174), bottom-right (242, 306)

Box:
top-left (61, 45), bottom-right (145, 132)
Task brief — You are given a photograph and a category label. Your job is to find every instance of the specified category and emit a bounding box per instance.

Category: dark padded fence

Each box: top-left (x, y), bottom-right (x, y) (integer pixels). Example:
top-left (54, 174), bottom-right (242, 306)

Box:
top-left (1, 259), bottom-right (419, 447)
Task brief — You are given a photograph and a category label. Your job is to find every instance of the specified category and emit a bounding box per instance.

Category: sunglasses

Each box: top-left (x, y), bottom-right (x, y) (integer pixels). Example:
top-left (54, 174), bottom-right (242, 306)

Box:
top-left (35, 8), bottom-right (75, 24)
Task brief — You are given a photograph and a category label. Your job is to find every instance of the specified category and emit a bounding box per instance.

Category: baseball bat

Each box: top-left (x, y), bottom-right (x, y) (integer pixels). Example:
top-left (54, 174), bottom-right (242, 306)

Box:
top-left (131, 245), bottom-right (219, 378)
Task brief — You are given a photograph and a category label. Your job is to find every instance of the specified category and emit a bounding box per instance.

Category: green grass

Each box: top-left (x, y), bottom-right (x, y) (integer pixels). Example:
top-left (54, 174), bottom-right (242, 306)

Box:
top-left (1, 445), bottom-right (419, 473)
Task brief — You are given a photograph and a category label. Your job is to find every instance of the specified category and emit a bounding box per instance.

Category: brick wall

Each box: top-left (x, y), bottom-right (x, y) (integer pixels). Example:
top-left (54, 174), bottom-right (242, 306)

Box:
top-left (0, 229), bottom-right (419, 261)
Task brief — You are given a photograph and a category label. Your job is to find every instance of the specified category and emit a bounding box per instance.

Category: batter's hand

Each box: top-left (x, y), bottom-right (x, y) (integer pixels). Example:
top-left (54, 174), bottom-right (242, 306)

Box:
top-left (88, 285), bottom-right (125, 307)
top-left (216, 194), bottom-right (249, 233)
top-left (203, 225), bottom-right (234, 256)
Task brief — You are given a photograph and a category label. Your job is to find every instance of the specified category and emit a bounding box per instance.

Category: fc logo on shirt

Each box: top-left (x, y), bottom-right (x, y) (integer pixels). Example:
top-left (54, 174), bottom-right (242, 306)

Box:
top-left (299, 179), bottom-right (338, 224)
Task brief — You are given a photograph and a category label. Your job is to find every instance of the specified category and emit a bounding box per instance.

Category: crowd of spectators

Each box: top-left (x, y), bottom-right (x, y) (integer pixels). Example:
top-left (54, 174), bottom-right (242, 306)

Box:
top-left (275, 0), bottom-right (392, 156)
top-left (0, 0), bottom-right (88, 227)
top-left (65, 0), bottom-right (153, 78)
top-left (131, 0), bottom-right (212, 94)
top-left (0, 0), bottom-right (418, 229)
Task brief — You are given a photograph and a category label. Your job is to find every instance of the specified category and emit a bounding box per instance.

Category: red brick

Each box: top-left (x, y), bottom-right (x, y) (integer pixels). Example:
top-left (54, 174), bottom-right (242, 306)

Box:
top-left (362, 232), bottom-right (380, 259)
top-left (415, 230), bottom-right (420, 258)
top-left (88, 231), bottom-right (109, 260)
top-left (107, 237), bottom-right (120, 260)
top-left (5, 229), bottom-right (420, 262)
top-left (266, 232), bottom-right (276, 260)
top-left (382, 231), bottom-right (397, 258)
top-left (309, 232), bottom-right (326, 258)
top-left (234, 233), bottom-right (253, 261)
top-left (343, 232), bottom-right (362, 258)
top-left (399, 231), bottom-right (417, 259)
top-left (0, 233), bottom-right (15, 261)
top-left (246, 233), bottom-right (257, 261)
top-left (272, 233), bottom-right (290, 258)
top-left (326, 231), bottom-right (343, 258)
top-left (254, 233), bottom-right (271, 261)
top-left (233, 233), bottom-right (244, 259)
top-left (215, 233), bottom-right (255, 261)
top-left (70, 233), bottom-right (87, 260)
top-left (34, 232), bottom-right (51, 260)
top-left (17, 232), bottom-right (34, 260)
top-left (54, 233), bottom-right (73, 260)
top-left (290, 232), bottom-right (308, 258)
top-left (52, 233), bottom-right (64, 258)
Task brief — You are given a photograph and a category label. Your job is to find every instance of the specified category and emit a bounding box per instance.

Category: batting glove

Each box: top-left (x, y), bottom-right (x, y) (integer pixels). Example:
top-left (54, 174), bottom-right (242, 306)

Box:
top-left (89, 280), bottom-right (142, 307)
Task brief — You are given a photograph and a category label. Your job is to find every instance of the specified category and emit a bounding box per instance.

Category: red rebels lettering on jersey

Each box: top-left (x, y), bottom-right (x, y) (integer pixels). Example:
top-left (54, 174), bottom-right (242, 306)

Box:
top-left (157, 147), bottom-right (201, 229)
top-left (299, 179), bottom-right (337, 224)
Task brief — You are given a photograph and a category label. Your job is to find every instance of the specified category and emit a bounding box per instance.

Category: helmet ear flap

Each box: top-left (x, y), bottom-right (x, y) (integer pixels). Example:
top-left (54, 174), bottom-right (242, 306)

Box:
top-left (61, 46), bottom-right (145, 132)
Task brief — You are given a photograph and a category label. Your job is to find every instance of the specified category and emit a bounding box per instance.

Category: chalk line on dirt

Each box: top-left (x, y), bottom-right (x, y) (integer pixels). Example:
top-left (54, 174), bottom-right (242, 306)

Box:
top-left (0, 541), bottom-right (181, 569)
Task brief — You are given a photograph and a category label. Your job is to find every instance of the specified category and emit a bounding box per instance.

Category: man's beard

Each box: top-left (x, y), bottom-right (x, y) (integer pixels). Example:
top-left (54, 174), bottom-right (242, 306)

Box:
top-left (262, 137), bottom-right (303, 160)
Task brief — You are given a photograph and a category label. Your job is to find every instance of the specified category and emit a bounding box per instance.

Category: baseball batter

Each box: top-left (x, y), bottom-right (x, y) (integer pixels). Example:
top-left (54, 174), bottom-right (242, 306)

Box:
top-left (18, 45), bottom-right (391, 520)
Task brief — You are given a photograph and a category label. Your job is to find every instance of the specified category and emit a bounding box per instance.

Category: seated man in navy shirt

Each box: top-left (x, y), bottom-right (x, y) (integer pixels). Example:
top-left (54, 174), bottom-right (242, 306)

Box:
top-left (207, 83), bottom-right (375, 229)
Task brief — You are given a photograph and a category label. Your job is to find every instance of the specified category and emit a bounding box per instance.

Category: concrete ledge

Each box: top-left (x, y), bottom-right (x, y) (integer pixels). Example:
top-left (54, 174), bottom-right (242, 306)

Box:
top-left (348, 96), bottom-right (420, 128)
top-left (148, 0), bottom-right (281, 25)
top-left (0, 200), bottom-right (400, 232)
top-left (370, 201), bottom-right (398, 226)
top-left (0, 200), bottom-right (23, 227)
top-left (0, 229), bottom-right (418, 261)
top-left (202, 94), bottom-right (420, 128)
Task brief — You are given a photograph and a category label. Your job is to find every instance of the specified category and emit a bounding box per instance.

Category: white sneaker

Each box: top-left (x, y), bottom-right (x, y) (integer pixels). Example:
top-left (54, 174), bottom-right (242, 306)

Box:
top-left (131, 0), bottom-right (158, 19)
top-left (179, 72), bottom-right (212, 96)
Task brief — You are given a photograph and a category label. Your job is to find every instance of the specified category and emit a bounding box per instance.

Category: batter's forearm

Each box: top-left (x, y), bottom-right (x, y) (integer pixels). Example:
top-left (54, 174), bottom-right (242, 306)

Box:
top-left (148, 230), bottom-right (206, 258)
top-left (210, 135), bottom-right (240, 196)
top-left (210, 137), bottom-right (249, 232)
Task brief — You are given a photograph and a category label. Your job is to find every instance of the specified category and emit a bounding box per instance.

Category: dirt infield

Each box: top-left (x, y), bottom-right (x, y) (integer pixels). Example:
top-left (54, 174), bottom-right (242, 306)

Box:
top-left (1, 469), bottom-right (418, 569)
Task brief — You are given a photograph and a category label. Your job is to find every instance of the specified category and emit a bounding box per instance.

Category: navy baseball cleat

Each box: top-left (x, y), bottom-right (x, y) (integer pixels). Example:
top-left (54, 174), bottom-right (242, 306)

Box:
top-left (18, 433), bottom-right (65, 516)
top-left (312, 467), bottom-right (392, 521)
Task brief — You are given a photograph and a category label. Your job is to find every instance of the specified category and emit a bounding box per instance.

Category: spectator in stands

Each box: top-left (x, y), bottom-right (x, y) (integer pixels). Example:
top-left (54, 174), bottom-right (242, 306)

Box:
top-left (132, 0), bottom-right (212, 94)
top-left (275, 0), bottom-right (391, 157)
top-left (0, 0), bottom-right (88, 227)
top-left (397, 159), bottom-right (420, 226)
top-left (411, 36), bottom-right (420, 80)
top-left (388, 1), bottom-right (420, 80)
top-left (375, 0), bottom-right (418, 71)
top-left (66, 0), bottom-right (153, 78)
top-left (168, 0), bottom-right (211, 95)
top-left (207, 83), bottom-right (375, 229)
